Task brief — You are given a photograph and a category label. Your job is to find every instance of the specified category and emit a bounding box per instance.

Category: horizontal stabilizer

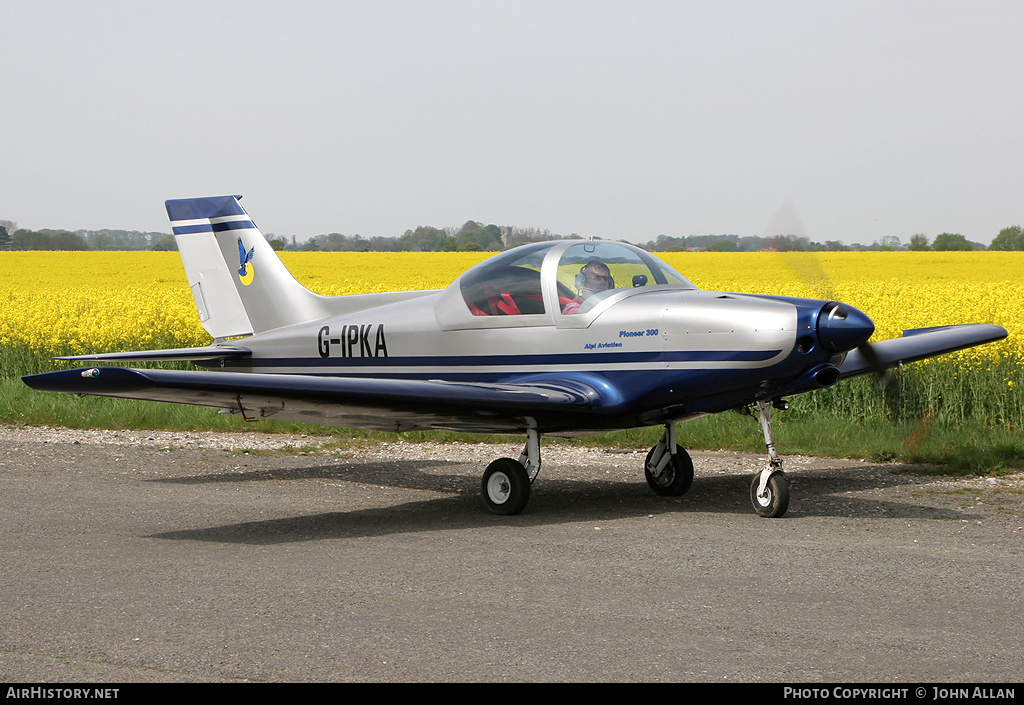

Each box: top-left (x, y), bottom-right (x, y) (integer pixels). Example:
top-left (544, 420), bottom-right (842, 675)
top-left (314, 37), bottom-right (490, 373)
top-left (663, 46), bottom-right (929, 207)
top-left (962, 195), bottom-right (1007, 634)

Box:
top-left (56, 345), bottom-right (251, 363)
top-left (839, 324), bottom-right (1007, 378)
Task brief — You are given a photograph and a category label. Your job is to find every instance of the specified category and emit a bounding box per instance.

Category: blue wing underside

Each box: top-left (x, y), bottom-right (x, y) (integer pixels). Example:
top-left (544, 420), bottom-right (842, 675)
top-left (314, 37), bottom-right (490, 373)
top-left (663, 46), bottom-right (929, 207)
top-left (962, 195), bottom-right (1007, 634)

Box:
top-left (22, 367), bottom-right (622, 434)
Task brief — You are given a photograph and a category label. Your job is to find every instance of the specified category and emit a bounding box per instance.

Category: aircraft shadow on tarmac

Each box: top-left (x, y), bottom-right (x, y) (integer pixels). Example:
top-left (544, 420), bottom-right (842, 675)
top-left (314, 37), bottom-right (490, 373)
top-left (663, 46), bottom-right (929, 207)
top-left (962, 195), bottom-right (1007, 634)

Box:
top-left (147, 457), bottom-right (977, 545)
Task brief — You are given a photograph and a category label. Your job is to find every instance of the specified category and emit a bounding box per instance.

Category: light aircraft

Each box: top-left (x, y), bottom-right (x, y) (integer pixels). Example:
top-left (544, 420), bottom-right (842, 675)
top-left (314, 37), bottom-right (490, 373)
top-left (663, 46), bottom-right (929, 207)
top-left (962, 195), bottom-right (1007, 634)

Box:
top-left (23, 196), bottom-right (1007, 517)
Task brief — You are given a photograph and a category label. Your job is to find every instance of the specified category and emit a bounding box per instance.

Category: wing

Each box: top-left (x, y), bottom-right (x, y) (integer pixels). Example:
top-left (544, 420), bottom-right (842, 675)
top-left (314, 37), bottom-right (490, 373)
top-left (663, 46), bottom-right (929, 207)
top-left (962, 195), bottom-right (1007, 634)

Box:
top-left (838, 324), bottom-right (1007, 379)
top-left (21, 368), bottom-right (625, 434)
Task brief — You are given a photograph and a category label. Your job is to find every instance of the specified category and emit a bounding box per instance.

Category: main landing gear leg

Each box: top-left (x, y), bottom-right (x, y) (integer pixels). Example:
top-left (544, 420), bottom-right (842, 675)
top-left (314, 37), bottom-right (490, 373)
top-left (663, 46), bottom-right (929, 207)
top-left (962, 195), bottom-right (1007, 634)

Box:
top-left (644, 423), bottom-right (694, 496)
top-left (745, 400), bottom-right (790, 518)
top-left (481, 427), bottom-right (539, 515)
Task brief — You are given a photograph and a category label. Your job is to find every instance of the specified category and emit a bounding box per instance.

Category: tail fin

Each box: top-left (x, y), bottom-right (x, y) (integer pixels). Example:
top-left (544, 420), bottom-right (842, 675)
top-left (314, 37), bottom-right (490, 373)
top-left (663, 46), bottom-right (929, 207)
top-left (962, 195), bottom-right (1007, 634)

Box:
top-left (167, 196), bottom-right (332, 338)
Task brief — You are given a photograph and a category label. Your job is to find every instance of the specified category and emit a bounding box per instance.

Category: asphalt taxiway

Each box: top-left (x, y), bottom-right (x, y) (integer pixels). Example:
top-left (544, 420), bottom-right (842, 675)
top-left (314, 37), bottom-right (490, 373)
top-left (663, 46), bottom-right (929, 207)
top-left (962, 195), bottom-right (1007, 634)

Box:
top-left (1, 429), bottom-right (1021, 682)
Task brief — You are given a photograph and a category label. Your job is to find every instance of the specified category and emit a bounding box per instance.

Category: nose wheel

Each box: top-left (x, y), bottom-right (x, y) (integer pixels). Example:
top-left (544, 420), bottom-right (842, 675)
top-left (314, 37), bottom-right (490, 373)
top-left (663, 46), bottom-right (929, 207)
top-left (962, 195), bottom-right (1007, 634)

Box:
top-left (742, 399), bottom-right (792, 518)
top-left (750, 468), bottom-right (789, 517)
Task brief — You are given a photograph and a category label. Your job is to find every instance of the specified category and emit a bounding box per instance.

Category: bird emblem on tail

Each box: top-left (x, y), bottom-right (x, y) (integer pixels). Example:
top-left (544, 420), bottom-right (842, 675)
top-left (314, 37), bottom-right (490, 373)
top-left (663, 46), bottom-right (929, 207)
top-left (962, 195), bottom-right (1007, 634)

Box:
top-left (237, 238), bottom-right (255, 285)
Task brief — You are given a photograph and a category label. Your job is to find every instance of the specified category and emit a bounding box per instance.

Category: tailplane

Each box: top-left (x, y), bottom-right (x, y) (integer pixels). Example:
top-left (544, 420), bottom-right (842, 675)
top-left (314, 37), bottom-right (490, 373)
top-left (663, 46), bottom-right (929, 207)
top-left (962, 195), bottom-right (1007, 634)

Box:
top-left (167, 196), bottom-right (332, 338)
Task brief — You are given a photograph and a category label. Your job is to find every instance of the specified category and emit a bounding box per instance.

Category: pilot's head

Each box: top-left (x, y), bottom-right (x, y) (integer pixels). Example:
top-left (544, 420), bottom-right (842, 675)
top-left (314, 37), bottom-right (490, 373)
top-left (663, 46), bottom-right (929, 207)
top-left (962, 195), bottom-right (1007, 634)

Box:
top-left (577, 260), bottom-right (613, 299)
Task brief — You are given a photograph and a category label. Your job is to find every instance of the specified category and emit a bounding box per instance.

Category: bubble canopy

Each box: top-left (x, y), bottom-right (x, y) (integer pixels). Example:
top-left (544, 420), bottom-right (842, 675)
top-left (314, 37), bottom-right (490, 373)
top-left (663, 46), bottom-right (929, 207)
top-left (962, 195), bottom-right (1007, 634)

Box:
top-left (457, 240), bottom-right (695, 317)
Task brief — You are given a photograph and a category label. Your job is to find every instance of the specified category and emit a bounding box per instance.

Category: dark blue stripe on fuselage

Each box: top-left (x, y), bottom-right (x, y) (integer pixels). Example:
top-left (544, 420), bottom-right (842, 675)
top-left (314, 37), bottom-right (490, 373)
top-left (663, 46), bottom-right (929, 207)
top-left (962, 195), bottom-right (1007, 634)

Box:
top-left (230, 348), bottom-right (783, 371)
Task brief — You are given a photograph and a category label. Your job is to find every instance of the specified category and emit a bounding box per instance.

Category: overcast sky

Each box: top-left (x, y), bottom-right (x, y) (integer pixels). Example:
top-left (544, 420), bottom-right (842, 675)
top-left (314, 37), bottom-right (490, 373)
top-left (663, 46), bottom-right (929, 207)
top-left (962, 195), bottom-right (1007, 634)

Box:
top-left (3, 0), bottom-right (1022, 245)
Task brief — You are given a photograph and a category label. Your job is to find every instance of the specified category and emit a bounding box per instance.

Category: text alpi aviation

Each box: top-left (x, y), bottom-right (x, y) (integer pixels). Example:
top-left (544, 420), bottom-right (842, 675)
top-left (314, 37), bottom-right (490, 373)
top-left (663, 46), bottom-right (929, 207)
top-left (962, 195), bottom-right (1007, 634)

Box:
top-left (23, 196), bottom-right (1007, 517)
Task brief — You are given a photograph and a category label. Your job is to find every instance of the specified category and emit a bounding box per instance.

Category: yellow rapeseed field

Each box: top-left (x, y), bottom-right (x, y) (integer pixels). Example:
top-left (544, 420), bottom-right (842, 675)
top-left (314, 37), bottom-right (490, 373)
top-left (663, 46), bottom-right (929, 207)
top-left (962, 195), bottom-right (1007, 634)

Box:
top-left (1, 250), bottom-right (1020, 363)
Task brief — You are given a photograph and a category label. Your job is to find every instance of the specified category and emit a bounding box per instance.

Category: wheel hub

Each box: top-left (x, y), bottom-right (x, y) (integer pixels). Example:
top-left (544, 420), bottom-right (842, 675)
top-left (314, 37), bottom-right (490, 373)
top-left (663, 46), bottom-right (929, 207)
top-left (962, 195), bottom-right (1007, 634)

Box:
top-left (487, 472), bottom-right (511, 504)
top-left (654, 466), bottom-right (674, 487)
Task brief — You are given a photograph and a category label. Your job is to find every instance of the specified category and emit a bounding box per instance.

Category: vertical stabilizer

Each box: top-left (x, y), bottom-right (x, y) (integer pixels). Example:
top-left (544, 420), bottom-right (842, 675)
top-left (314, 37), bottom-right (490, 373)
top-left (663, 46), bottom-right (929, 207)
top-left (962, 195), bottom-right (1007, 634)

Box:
top-left (167, 196), bottom-right (331, 338)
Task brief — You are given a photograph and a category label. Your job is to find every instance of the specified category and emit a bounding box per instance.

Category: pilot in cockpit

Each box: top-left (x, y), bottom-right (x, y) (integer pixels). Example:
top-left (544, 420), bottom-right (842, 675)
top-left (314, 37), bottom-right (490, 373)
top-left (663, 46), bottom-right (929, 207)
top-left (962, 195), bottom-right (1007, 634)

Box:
top-left (562, 259), bottom-right (613, 315)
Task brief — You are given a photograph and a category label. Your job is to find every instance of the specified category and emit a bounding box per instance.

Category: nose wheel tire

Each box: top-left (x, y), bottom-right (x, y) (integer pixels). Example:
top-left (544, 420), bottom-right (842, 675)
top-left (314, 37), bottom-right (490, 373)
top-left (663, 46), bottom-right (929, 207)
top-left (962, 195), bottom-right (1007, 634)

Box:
top-left (644, 444), bottom-right (694, 496)
top-left (482, 458), bottom-right (531, 515)
top-left (750, 471), bottom-right (790, 518)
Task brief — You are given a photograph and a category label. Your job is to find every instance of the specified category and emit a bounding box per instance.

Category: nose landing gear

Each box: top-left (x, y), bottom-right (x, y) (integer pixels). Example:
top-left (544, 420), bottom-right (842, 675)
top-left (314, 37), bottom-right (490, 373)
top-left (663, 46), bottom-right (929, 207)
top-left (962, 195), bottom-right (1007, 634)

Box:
top-left (742, 399), bottom-right (791, 518)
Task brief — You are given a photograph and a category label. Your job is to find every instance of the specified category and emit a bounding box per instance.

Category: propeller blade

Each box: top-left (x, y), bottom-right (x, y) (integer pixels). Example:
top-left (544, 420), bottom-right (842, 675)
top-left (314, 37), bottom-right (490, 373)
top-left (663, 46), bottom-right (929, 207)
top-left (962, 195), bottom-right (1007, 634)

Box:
top-left (856, 341), bottom-right (893, 391)
top-left (763, 199), bottom-right (840, 300)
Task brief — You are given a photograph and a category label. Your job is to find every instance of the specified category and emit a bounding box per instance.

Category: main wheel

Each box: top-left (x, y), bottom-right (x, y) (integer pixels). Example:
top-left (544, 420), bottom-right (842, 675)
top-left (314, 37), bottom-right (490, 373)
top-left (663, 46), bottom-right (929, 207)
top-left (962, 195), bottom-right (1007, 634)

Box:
top-left (482, 458), bottom-right (531, 515)
top-left (644, 444), bottom-right (694, 496)
top-left (750, 471), bottom-right (790, 518)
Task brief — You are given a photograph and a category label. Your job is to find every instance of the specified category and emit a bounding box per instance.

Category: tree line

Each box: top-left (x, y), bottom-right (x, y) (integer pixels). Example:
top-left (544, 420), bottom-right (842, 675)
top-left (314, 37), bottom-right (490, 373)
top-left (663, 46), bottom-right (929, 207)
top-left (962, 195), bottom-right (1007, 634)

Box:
top-left (641, 231), bottom-right (999, 252)
top-left (1, 217), bottom-right (1022, 252)
top-left (0, 223), bottom-right (175, 251)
